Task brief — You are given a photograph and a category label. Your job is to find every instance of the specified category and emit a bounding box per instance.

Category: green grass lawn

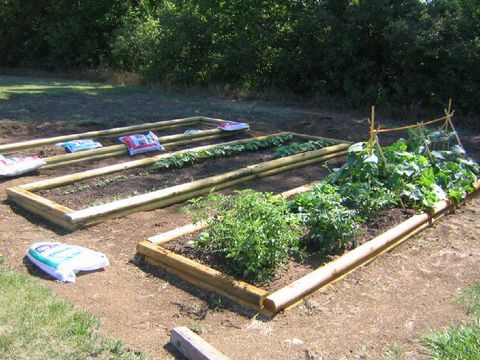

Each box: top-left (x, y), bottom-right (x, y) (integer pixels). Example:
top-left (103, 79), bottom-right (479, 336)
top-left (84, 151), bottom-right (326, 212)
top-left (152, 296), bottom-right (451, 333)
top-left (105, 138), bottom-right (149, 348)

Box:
top-left (422, 283), bottom-right (480, 359)
top-left (0, 258), bottom-right (144, 359)
top-left (0, 75), bottom-right (134, 100)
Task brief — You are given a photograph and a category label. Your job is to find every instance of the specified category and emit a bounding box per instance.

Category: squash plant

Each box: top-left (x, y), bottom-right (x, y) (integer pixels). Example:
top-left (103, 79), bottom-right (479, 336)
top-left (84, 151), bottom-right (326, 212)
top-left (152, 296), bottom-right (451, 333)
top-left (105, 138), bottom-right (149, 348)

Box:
top-left (294, 126), bottom-right (478, 251)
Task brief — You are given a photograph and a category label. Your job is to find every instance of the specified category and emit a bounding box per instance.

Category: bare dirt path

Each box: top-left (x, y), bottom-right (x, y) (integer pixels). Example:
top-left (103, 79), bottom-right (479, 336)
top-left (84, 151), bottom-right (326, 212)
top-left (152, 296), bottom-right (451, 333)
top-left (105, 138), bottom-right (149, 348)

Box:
top-left (1, 75), bottom-right (479, 359)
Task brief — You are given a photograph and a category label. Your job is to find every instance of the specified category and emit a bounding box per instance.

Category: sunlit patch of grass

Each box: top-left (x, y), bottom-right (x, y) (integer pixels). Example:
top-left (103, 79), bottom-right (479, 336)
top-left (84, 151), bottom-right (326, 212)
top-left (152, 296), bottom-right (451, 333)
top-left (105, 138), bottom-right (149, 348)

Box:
top-left (422, 283), bottom-right (480, 359)
top-left (0, 266), bottom-right (144, 359)
top-left (0, 75), bottom-right (135, 100)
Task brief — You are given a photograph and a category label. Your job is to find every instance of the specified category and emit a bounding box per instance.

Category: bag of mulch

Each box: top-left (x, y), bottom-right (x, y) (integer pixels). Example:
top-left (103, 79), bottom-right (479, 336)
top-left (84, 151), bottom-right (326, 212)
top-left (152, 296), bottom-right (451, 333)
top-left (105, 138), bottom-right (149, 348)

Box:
top-left (27, 242), bottom-right (109, 283)
top-left (118, 131), bottom-right (164, 156)
top-left (56, 139), bottom-right (103, 153)
top-left (0, 155), bottom-right (46, 177)
top-left (217, 122), bottom-right (250, 131)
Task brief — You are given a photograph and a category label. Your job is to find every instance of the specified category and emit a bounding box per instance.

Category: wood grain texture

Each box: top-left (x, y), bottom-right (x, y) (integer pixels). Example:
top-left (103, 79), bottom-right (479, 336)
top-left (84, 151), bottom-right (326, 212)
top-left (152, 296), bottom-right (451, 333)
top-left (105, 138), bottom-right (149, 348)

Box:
top-left (138, 241), bottom-right (267, 306)
top-left (170, 326), bottom-right (230, 360)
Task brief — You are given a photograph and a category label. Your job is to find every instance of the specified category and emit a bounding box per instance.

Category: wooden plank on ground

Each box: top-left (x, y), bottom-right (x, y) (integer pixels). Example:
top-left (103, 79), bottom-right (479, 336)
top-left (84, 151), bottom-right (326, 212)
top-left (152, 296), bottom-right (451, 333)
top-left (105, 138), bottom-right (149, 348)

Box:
top-left (170, 326), bottom-right (230, 360)
top-left (6, 187), bottom-right (74, 230)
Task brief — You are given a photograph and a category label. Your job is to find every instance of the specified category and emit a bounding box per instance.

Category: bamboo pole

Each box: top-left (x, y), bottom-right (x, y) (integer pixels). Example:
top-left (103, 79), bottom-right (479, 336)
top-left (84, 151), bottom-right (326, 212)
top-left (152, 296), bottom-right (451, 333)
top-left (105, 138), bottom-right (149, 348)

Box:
top-left (289, 132), bottom-right (353, 145)
top-left (369, 105), bottom-right (375, 147)
top-left (263, 180), bottom-right (480, 313)
top-left (375, 116), bottom-right (447, 134)
top-left (66, 145), bottom-right (348, 225)
top-left (0, 117), bottom-right (204, 154)
top-left (19, 132), bottom-right (291, 192)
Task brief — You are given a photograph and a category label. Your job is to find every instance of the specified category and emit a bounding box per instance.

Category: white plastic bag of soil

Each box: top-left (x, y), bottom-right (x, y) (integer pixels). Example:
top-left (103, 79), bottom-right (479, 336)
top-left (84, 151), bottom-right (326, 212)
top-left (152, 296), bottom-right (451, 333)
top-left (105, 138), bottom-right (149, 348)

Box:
top-left (27, 242), bottom-right (109, 283)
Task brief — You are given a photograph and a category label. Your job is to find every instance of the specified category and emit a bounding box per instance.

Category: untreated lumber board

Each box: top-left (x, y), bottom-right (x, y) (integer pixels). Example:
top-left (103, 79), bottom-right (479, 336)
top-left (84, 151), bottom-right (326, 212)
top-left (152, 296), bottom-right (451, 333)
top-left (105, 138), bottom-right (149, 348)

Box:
top-left (291, 132), bottom-right (353, 145)
top-left (19, 132), bottom-right (291, 192)
top-left (148, 222), bottom-right (208, 244)
top-left (144, 256), bottom-right (266, 313)
top-left (6, 186), bottom-right (74, 230)
top-left (170, 326), bottom-right (230, 360)
top-left (199, 116), bottom-right (230, 126)
top-left (43, 150), bottom-right (128, 169)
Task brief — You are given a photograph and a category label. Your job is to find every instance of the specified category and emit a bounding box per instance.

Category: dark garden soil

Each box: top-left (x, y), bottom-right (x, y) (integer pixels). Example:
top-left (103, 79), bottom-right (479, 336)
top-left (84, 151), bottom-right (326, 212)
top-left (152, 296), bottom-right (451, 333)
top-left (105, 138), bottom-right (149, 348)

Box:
top-left (37, 139), bottom-right (344, 210)
top-left (1, 75), bottom-right (480, 359)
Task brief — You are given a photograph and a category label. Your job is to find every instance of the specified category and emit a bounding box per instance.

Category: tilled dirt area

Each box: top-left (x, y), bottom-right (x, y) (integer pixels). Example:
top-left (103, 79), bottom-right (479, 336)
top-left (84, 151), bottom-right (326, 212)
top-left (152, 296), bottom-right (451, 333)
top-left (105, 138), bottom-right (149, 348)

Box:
top-left (38, 146), bottom-right (343, 210)
top-left (1, 80), bottom-right (480, 359)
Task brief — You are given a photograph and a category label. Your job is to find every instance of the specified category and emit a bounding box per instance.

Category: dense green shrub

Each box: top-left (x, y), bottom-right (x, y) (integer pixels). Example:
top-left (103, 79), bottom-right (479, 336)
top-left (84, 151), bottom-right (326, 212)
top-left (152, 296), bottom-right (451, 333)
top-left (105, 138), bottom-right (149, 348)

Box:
top-left (0, 0), bottom-right (131, 69)
top-left (1, 0), bottom-right (479, 114)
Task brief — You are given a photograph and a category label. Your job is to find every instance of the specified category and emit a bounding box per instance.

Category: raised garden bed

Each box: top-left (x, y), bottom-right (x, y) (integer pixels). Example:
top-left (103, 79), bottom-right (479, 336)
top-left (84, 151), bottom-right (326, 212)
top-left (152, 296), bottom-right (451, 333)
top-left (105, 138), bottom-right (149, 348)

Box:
top-left (36, 135), bottom-right (343, 209)
top-left (136, 109), bottom-right (480, 314)
top-left (163, 207), bottom-right (414, 291)
top-left (137, 181), bottom-right (480, 315)
top-left (0, 116), bottom-right (250, 170)
top-left (7, 131), bottom-right (350, 230)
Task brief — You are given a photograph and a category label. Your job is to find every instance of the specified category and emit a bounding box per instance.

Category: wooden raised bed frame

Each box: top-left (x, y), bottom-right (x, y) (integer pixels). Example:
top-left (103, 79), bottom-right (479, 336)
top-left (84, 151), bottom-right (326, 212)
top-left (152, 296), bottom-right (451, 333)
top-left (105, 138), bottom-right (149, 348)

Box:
top-left (0, 116), bottom-right (224, 154)
top-left (0, 116), bottom-right (250, 169)
top-left (137, 181), bottom-right (480, 315)
top-left (6, 132), bottom-right (350, 231)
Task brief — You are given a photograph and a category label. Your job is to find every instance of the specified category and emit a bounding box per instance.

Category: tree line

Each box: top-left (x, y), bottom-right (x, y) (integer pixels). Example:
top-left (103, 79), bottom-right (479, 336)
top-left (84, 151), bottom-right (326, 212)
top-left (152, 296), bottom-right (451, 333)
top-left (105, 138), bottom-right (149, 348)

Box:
top-left (1, 0), bottom-right (479, 115)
